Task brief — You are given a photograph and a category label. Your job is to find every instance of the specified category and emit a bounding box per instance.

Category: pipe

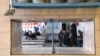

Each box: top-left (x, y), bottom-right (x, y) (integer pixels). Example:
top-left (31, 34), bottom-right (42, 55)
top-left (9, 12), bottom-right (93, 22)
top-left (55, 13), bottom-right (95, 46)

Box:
top-left (49, 19), bottom-right (55, 54)
top-left (9, 0), bottom-right (13, 9)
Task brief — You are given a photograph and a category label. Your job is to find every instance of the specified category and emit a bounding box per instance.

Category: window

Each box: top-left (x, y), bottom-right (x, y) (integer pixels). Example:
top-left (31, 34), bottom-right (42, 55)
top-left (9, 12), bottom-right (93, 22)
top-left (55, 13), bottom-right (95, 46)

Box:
top-left (11, 19), bottom-right (95, 55)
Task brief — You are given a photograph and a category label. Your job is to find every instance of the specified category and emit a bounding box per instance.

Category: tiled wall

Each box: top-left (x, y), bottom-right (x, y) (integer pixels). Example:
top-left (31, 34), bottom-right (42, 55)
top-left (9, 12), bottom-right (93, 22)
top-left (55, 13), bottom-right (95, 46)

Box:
top-left (0, 0), bottom-right (100, 56)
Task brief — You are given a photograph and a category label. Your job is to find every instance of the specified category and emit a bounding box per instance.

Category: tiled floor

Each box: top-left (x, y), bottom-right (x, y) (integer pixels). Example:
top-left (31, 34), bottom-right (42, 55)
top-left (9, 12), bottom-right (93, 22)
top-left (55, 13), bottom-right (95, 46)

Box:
top-left (14, 47), bottom-right (92, 55)
top-left (13, 36), bottom-right (93, 55)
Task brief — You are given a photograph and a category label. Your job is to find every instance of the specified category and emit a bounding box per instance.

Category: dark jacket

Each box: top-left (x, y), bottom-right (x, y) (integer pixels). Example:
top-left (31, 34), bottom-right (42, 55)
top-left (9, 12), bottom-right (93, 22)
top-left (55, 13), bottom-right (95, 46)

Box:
top-left (70, 23), bottom-right (77, 39)
top-left (58, 32), bottom-right (69, 45)
top-left (28, 34), bottom-right (37, 40)
top-left (24, 32), bottom-right (29, 36)
top-left (35, 32), bottom-right (41, 36)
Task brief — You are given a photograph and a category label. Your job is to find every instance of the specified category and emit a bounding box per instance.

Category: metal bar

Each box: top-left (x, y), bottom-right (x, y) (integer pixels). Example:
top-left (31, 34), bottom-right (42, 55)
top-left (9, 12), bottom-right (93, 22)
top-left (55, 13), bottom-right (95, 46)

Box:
top-left (49, 19), bottom-right (55, 54)
top-left (10, 0), bottom-right (12, 9)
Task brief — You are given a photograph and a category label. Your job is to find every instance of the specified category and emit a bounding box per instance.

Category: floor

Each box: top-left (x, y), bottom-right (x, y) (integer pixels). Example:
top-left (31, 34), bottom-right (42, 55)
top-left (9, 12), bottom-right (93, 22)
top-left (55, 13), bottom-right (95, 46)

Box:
top-left (12, 36), bottom-right (93, 55)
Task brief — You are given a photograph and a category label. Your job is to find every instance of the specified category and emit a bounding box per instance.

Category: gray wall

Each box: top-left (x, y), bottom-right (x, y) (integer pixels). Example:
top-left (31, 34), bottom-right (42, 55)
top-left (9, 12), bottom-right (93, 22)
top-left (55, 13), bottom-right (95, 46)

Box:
top-left (11, 21), bottom-right (22, 54)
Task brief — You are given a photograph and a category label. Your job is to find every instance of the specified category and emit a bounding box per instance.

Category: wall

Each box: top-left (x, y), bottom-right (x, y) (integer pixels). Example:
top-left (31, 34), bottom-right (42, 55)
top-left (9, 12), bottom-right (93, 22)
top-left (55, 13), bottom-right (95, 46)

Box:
top-left (0, 0), bottom-right (10, 56)
top-left (46, 22), bottom-right (62, 34)
top-left (11, 21), bottom-right (22, 54)
top-left (0, 0), bottom-right (100, 56)
top-left (83, 21), bottom-right (95, 53)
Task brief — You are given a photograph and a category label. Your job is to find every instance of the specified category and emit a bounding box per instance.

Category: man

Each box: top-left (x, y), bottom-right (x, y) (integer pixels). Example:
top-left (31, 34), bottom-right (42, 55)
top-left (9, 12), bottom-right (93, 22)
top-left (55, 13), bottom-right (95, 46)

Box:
top-left (70, 20), bottom-right (79, 47)
top-left (58, 30), bottom-right (70, 47)
top-left (28, 31), bottom-right (37, 40)
top-left (77, 30), bottom-right (83, 47)
top-left (24, 30), bottom-right (29, 40)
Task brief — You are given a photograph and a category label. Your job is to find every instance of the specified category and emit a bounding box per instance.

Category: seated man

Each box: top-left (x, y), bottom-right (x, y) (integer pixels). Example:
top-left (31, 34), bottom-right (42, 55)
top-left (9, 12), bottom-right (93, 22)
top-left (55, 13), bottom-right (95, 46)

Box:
top-left (77, 30), bottom-right (83, 47)
top-left (35, 31), bottom-right (41, 36)
top-left (28, 31), bottom-right (37, 40)
top-left (24, 31), bottom-right (29, 40)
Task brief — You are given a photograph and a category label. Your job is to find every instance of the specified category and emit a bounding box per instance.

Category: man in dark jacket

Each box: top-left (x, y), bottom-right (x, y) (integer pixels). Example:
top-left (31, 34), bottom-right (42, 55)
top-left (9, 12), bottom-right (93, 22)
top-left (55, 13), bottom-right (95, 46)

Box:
top-left (70, 20), bottom-right (79, 47)
top-left (58, 30), bottom-right (70, 47)
top-left (28, 31), bottom-right (37, 40)
top-left (25, 31), bottom-right (29, 40)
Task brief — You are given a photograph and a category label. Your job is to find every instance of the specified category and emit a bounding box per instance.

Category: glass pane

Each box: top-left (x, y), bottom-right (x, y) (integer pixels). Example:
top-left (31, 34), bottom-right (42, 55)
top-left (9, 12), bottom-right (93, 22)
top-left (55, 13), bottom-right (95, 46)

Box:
top-left (11, 19), bottom-right (53, 55)
top-left (21, 21), bottom-right (53, 54)
top-left (11, 19), bottom-right (95, 55)
top-left (53, 19), bottom-right (95, 54)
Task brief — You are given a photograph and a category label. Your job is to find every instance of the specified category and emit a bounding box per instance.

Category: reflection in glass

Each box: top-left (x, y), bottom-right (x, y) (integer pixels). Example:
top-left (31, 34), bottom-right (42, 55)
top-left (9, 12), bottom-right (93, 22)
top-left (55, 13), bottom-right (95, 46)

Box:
top-left (57, 21), bottom-right (83, 47)
top-left (11, 19), bottom-right (95, 54)
top-left (22, 21), bottom-right (53, 47)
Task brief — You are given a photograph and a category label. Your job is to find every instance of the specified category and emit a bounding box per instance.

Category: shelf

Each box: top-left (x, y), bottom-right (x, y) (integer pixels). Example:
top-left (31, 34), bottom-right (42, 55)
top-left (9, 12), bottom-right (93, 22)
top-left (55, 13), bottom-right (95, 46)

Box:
top-left (12, 2), bottom-right (100, 8)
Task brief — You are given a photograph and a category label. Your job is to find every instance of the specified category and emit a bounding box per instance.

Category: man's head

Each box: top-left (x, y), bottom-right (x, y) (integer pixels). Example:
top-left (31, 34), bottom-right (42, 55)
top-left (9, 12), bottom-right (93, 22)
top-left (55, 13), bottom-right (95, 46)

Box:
top-left (29, 31), bottom-right (32, 35)
top-left (74, 20), bottom-right (79, 26)
top-left (62, 30), bottom-right (66, 34)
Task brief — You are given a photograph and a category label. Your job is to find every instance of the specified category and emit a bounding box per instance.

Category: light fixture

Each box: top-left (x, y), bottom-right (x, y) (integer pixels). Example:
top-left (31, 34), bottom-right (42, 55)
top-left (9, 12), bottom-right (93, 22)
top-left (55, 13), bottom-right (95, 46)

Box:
top-left (4, 0), bottom-right (15, 16)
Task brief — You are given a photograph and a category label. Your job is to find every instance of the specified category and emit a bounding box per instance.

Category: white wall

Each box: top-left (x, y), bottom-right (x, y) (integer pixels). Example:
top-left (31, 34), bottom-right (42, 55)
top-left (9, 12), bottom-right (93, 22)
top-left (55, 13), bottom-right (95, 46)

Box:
top-left (46, 22), bottom-right (62, 34)
top-left (83, 21), bottom-right (95, 53)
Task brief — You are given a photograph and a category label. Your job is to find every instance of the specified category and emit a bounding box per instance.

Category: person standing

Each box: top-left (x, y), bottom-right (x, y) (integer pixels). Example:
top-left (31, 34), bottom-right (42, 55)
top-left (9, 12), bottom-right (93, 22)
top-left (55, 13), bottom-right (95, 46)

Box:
top-left (70, 20), bottom-right (79, 47)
